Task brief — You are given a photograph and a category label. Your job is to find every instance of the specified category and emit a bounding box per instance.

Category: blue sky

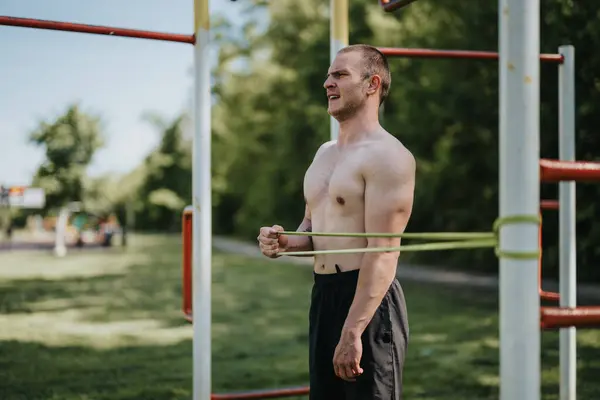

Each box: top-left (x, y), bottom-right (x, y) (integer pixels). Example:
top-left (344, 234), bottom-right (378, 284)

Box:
top-left (0, 0), bottom-right (252, 187)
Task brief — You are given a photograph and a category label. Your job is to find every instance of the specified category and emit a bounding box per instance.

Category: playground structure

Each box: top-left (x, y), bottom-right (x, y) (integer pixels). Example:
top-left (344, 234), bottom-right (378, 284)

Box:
top-left (4, 1), bottom-right (600, 400)
top-left (181, 44), bottom-right (600, 400)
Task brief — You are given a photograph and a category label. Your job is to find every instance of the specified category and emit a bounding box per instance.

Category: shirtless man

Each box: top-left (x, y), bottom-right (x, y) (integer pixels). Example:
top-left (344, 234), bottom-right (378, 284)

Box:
top-left (257, 44), bottom-right (415, 400)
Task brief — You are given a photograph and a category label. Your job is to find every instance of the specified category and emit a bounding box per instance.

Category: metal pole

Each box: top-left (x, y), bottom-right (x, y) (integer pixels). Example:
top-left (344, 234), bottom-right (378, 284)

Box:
top-left (193, 0), bottom-right (211, 399)
top-left (54, 206), bottom-right (68, 257)
top-left (498, 0), bottom-right (541, 398)
top-left (330, 0), bottom-right (348, 141)
top-left (0, 15), bottom-right (195, 44)
top-left (558, 44), bottom-right (576, 400)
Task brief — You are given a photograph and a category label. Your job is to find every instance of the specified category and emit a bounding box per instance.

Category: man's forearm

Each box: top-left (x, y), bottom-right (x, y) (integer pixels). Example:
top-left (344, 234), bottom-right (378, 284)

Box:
top-left (283, 218), bottom-right (314, 256)
top-left (341, 252), bottom-right (399, 337)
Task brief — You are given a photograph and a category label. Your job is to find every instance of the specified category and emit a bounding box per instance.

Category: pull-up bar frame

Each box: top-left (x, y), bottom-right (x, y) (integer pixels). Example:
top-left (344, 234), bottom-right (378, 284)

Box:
top-left (3, 1), bottom-right (600, 400)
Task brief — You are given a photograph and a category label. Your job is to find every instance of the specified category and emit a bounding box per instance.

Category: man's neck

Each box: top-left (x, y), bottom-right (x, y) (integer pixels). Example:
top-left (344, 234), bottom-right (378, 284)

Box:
top-left (337, 108), bottom-right (381, 145)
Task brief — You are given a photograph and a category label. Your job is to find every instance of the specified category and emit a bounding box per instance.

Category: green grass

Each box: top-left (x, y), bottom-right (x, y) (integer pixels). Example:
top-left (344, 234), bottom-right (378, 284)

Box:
top-left (0, 233), bottom-right (599, 400)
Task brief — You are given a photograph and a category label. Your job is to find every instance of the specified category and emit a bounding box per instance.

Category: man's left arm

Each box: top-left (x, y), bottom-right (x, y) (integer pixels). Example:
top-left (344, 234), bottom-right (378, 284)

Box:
top-left (341, 150), bottom-right (416, 345)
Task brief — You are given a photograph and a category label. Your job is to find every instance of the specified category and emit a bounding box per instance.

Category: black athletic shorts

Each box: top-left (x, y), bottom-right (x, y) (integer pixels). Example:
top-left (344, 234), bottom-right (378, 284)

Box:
top-left (308, 265), bottom-right (409, 400)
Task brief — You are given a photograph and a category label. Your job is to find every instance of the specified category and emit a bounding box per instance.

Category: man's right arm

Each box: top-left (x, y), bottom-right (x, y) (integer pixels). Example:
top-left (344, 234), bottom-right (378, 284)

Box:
top-left (282, 204), bottom-right (314, 255)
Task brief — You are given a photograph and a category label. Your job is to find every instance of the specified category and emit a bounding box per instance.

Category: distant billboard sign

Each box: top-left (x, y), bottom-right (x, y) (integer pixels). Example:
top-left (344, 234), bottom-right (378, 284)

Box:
top-left (6, 187), bottom-right (46, 209)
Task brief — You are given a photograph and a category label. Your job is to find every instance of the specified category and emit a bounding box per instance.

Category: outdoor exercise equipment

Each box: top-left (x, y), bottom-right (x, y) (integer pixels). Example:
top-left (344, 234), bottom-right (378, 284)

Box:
top-left (5, 0), bottom-right (600, 399)
top-left (182, 206), bottom-right (193, 324)
top-left (178, 6), bottom-right (600, 400)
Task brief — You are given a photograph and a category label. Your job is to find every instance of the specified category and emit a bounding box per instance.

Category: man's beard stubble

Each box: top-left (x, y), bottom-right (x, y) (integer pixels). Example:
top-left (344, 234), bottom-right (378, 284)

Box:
top-left (329, 95), bottom-right (366, 122)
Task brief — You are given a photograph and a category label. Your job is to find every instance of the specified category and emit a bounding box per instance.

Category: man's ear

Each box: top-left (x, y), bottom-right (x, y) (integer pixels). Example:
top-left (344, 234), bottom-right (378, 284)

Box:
top-left (366, 75), bottom-right (381, 95)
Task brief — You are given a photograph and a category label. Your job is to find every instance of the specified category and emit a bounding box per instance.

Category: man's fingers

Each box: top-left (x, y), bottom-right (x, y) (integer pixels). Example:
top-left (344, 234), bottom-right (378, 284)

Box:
top-left (262, 244), bottom-right (279, 252)
top-left (269, 225), bottom-right (284, 237)
top-left (262, 248), bottom-right (280, 258)
top-left (343, 365), bottom-right (356, 381)
top-left (258, 236), bottom-right (277, 245)
top-left (260, 227), bottom-right (278, 238)
top-left (258, 240), bottom-right (279, 249)
top-left (333, 362), bottom-right (357, 382)
top-left (334, 365), bottom-right (347, 381)
top-left (351, 360), bottom-right (363, 375)
top-left (351, 362), bottom-right (363, 377)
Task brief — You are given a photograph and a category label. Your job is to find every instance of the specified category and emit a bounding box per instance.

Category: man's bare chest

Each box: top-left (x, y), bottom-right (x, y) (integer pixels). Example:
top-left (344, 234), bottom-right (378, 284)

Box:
top-left (303, 154), bottom-right (364, 210)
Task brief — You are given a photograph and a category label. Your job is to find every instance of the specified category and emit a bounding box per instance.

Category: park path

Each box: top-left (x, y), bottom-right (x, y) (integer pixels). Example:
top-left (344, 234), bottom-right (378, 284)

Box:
top-left (213, 235), bottom-right (600, 301)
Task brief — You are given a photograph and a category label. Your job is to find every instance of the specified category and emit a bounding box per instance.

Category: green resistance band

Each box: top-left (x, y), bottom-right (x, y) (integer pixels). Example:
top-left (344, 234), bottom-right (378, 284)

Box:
top-left (493, 214), bottom-right (541, 260)
top-left (276, 214), bottom-right (540, 259)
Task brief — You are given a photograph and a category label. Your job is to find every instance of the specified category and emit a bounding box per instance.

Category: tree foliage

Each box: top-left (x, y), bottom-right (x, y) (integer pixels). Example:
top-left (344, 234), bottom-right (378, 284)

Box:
top-left (209, 0), bottom-right (600, 282)
top-left (132, 113), bottom-right (192, 231)
top-left (29, 104), bottom-right (105, 211)
top-left (15, 0), bottom-right (600, 282)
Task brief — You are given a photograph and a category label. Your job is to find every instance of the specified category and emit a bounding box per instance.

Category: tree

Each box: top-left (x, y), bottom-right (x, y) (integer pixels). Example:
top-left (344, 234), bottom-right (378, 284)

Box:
top-left (134, 113), bottom-right (192, 231)
top-left (208, 0), bottom-right (600, 282)
top-left (29, 104), bottom-right (105, 213)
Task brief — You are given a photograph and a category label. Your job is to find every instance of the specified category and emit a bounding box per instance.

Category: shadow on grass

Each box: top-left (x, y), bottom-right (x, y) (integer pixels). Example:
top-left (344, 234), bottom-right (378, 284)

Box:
top-left (0, 339), bottom-right (193, 400)
top-left (1, 235), bottom-right (600, 400)
top-left (0, 239), bottom-right (187, 329)
top-left (0, 234), bottom-right (312, 399)
top-left (401, 282), bottom-right (600, 400)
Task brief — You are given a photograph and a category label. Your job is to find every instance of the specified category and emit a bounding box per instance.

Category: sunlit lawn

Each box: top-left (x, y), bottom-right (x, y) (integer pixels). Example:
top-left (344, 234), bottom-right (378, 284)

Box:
top-left (0, 233), bottom-right (599, 400)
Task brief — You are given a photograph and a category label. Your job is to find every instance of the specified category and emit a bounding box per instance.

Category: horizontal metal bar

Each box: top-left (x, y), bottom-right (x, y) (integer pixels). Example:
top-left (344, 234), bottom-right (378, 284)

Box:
top-left (378, 47), bottom-right (564, 63)
top-left (540, 158), bottom-right (600, 182)
top-left (540, 199), bottom-right (559, 210)
top-left (540, 306), bottom-right (600, 329)
top-left (0, 16), bottom-right (194, 44)
top-left (211, 386), bottom-right (309, 400)
top-left (540, 290), bottom-right (560, 302)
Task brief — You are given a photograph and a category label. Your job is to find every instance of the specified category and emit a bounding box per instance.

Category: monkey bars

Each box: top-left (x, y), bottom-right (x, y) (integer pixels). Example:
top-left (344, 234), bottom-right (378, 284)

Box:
top-left (538, 156), bottom-right (600, 332)
top-left (537, 158), bottom-right (600, 304)
top-left (0, 16), bottom-right (195, 44)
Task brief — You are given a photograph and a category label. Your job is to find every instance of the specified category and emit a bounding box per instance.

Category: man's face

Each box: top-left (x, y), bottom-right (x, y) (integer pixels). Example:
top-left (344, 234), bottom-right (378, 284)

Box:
top-left (323, 51), bottom-right (368, 121)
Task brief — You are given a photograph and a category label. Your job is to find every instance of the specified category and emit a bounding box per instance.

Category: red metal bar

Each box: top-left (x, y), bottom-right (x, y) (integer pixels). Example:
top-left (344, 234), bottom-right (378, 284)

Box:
top-left (538, 213), bottom-right (559, 302)
top-left (540, 306), bottom-right (600, 329)
top-left (0, 16), bottom-right (194, 44)
top-left (377, 47), bottom-right (563, 63)
top-left (379, 0), bottom-right (420, 12)
top-left (540, 290), bottom-right (560, 302)
top-left (211, 386), bottom-right (309, 400)
top-left (182, 206), bottom-right (193, 322)
top-left (540, 199), bottom-right (559, 210)
top-left (540, 158), bottom-right (600, 183)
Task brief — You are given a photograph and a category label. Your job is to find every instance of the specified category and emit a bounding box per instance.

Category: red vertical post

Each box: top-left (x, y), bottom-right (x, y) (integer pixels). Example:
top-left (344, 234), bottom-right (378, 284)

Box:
top-left (182, 206), bottom-right (194, 322)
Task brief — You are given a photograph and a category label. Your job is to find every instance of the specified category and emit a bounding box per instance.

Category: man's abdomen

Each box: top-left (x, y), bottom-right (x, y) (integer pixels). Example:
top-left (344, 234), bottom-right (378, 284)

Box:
top-left (312, 211), bottom-right (366, 274)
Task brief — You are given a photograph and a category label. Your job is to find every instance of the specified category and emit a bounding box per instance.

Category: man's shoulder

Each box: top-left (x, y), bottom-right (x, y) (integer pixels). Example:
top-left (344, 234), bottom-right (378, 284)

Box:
top-left (366, 134), bottom-right (415, 171)
top-left (313, 140), bottom-right (337, 159)
top-left (318, 139), bottom-right (337, 152)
